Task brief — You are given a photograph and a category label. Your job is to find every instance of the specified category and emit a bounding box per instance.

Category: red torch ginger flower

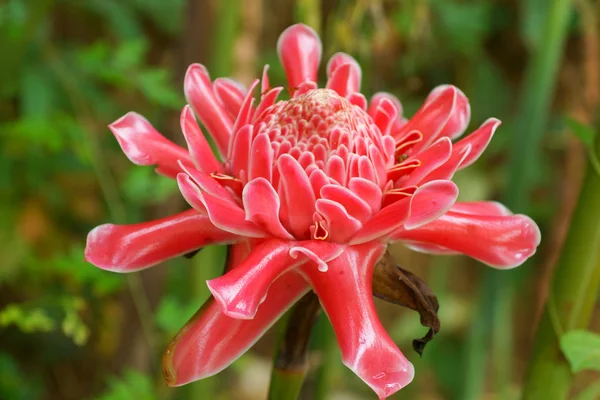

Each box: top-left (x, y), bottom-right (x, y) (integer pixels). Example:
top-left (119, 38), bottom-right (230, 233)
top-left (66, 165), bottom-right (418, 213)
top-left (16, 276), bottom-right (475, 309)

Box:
top-left (85, 24), bottom-right (540, 399)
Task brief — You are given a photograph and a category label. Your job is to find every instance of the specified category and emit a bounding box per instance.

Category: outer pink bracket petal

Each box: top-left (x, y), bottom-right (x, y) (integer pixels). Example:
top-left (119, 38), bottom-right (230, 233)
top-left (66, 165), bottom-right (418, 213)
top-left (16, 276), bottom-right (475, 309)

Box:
top-left (277, 24), bottom-right (322, 87)
top-left (207, 239), bottom-right (342, 319)
top-left (454, 118), bottom-right (501, 170)
top-left (301, 242), bottom-right (414, 399)
top-left (391, 211), bottom-right (541, 268)
top-left (163, 270), bottom-right (309, 386)
top-left (85, 209), bottom-right (237, 272)
top-left (350, 180), bottom-right (458, 244)
top-left (109, 112), bottom-right (193, 179)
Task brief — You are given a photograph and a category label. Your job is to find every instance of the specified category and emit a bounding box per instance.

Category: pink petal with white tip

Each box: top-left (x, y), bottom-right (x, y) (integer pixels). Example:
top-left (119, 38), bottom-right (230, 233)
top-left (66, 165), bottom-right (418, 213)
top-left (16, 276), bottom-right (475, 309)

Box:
top-left (454, 118), bottom-right (501, 170)
top-left (207, 239), bottom-right (342, 319)
top-left (213, 78), bottom-right (246, 119)
top-left (350, 180), bottom-right (458, 244)
top-left (85, 209), bottom-right (236, 272)
top-left (277, 154), bottom-right (317, 239)
top-left (300, 242), bottom-right (414, 399)
top-left (391, 211), bottom-right (541, 268)
top-left (109, 112), bottom-right (193, 179)
top-left (277, 24), bottom-right (322, 87)
top-left (184, 64), bottom-right (233, 157)
top-left (180, 105), bottom-right (223, 174)
top-left (242, 178), bottom-right (294, 239)
top-left (163, 270), bottom-right (309, 386)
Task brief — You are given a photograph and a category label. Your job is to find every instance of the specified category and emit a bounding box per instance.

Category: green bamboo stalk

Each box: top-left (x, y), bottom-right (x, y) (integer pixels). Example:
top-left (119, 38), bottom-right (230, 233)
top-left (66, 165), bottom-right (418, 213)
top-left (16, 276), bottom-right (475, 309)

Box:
top-left (295, 0), bottom-right (322, 34)
top-left (521, 137), bottom-right (600, 399)
top-left (485, 0), bottom-right (573, 397)
top-left (209, 0), bottom-right (241, 77)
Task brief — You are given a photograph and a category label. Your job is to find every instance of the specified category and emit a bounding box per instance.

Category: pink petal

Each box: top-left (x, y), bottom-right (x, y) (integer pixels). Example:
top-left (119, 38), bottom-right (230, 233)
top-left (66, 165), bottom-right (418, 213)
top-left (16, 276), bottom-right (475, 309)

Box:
top-left (394, 137), bottom-right (452, 187)
top-left (109, 112), bottom-right (192, 179)
top-left (184, 64), bottom-right (233, 157)
top-left (277, 154), bottom-right (317, 239)
top-left (242, 178), bottom-right (294, 239)
top-left (315, 199), bottom-right (363, 243)
top-left (254, 87), bottom-right (284, 121)
top-left (369, 97), bottom-right (398, 136)
top-left (248, 133), bottom-right (273, 181)
top-left (228, 124), bottom-right (253, 177)
top-left (231, 80), bottom-right (259, 134)
top-left (420, 143), bottom-right (471, 183)
top-left (180, 105), bottom-right (223, 174)
top-left (393, 85), bottom-right (470, 151)
top-left (454, 118), bottom-right (501, 170)
top-left (207, 239), bottom-right (342, 319)
top-left (404, 242), bottom-right (459, 255)
top-left (391, 211), bottom-right (541, 268)
top-left (451, 201), bottom-right (512, 216)
top-left (177, 174), bottom-right (265, 238)
top-left (348, 92), bottom-right (368, 110)
top-left (369, 92), bottom-right (403, 122)
top-left (320, 184), bottom-right (372, 222)
top-left (348, 178), bottom-right (383, 213)
top-left (85, 209), bottom-right (236, 272)
top-left (350, 180), bottom-right (458, 244)
top-left (300, 243), bottom-right (414, 398)
top-left (163, 270), bottom-right (309, 386)
top-left (213, 78), bottom-right (246, 119)
top-left (326, 53), bottom-right (362, 97)
top-left (178, 163), bottom-right (236, 204)
top-left (277, 24), bottom-right (322, 87)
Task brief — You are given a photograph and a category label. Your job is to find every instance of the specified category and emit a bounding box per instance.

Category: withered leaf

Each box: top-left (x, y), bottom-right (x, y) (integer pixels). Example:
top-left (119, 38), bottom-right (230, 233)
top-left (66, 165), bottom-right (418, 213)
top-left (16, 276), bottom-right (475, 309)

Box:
top-left (372, 252), bottom-right (440, 356)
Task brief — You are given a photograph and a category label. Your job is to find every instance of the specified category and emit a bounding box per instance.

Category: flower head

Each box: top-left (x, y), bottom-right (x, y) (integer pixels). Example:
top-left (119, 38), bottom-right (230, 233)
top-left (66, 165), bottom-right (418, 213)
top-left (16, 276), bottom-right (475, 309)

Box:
top-left (85, 24), bottom-right (540, 399)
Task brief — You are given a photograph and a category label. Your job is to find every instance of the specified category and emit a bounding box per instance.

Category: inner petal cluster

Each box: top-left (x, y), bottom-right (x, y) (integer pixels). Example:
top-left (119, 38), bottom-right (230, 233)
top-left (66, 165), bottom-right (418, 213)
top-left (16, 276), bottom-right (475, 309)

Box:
top-left (222, 88), bottom-right (395, 242)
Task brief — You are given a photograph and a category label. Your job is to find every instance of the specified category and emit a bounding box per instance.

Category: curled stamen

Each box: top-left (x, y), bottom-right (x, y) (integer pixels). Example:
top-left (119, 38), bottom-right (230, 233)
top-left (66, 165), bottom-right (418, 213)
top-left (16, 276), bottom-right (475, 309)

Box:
top-left (388, 159), bottom-right (421, 181)
top-left (210, 172), bottom-right (244, 196)
top-left (395, 130), bottom-right (423, 155)
top-left (311, 221), bottom-right (329, 241)
top-left (382, 186), bottom-right (418, 208)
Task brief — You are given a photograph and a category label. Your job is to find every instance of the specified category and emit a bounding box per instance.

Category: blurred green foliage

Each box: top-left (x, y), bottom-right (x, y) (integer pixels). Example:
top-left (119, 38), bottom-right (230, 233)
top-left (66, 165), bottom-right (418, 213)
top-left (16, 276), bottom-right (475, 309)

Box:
top-left (0, 0), bottom-right (598, 399)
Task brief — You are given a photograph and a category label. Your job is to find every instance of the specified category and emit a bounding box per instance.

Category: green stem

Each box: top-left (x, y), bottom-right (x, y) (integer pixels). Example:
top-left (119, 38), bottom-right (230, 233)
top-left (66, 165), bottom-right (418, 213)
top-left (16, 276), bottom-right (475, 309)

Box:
top-left (268, 293), bottom-right (321, 400)
top-left (313, 314), bottom-right (336, 400)
top-left (521, 138), bottom-right (600, 399)
top-left (486, 0), bottom-right (572, 396)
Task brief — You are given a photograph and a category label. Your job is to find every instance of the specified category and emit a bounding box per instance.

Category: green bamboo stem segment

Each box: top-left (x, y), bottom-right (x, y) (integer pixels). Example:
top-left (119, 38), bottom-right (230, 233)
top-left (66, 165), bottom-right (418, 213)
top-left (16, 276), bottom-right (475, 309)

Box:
top-left (295, 0), bottom-right (322, 34)
top-left (485, 0), bottom-right (573, 397)
top-left (521, 137), bottom-right (600, 400)
top-left (210, 0), bottom-right (241, 76)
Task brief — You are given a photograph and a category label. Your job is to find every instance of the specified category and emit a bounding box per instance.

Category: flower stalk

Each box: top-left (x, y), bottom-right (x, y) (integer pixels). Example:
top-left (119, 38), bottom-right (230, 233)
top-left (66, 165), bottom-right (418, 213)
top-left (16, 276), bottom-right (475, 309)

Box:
top-left (268, 292), bottom-right (321, 400)
top-left (521, 136), bottom-right (600, 400)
